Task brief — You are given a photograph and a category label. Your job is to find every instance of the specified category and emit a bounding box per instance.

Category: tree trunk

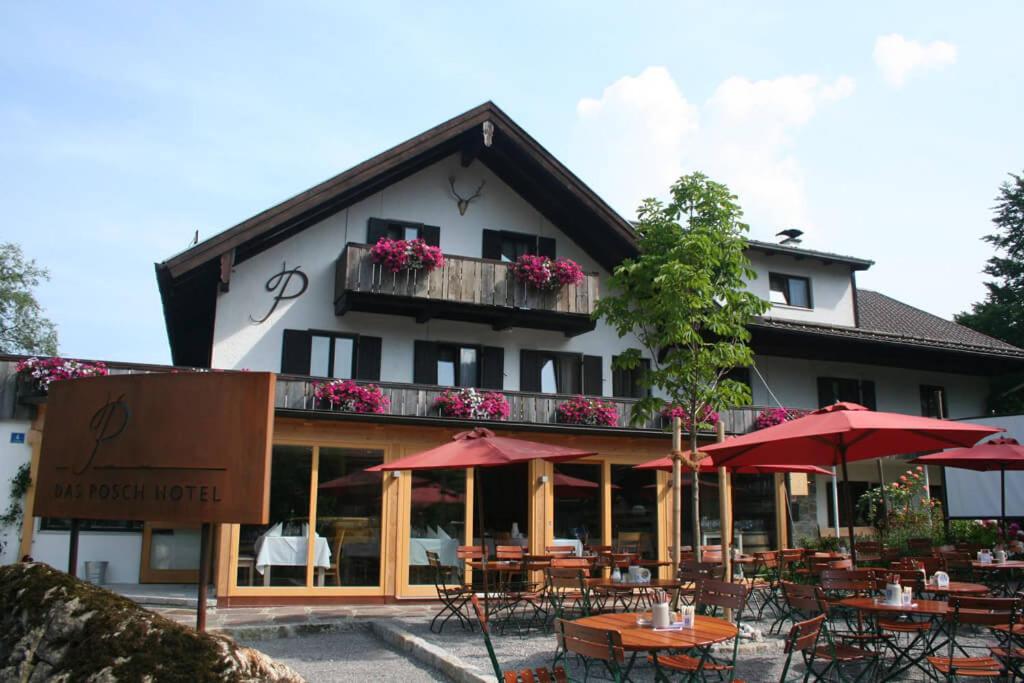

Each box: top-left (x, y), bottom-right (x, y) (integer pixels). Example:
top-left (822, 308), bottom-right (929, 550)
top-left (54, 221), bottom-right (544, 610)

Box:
top-left (691, 428), bottom-right (701, 562)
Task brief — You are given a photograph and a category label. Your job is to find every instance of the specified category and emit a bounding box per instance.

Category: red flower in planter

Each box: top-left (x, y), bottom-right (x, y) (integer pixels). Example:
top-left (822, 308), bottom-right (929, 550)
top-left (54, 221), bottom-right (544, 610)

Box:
top-left (16, 357), bottom-right (108, 392)
top-left (312, 379), bottom-right (390, 414)
top-left (370, 237), bottom-right (444, 274)
top-left (661, 404), bottom-right (720, 432)
top-left (557, 395), bottom-right (619, 427)
top-left (511, 254), bottom-right (585, 290)
top-left (434, 388), bottom-right (510, 420)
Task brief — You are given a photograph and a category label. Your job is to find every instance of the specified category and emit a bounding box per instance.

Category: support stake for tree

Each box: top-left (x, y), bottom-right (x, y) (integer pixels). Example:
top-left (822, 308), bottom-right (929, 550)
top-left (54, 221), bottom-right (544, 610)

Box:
top-left (671, 417), bottom-right (682, 572)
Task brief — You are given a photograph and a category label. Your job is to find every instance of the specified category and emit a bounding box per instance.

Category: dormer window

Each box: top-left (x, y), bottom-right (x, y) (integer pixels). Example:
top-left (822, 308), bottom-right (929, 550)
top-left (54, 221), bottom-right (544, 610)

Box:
top-left (769, 272), bottom-right (812, 309)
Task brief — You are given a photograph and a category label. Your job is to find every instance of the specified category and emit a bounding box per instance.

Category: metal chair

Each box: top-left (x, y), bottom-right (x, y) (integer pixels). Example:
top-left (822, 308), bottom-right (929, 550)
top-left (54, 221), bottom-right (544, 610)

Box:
top-left (426, 549), bottom-right (473, 633)
top-left (780, 613), bottom-right (827, 682)
top-left (545, 566), bottom-right (591, 628)
top-left (554, 618), bottom-right (626, 682)
top-left (470, 595), bottom-right (568, 683)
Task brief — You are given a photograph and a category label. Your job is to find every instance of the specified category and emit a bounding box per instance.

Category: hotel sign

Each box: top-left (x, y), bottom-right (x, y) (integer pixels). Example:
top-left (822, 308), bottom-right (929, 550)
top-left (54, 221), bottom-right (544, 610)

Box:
top-left (34, 372), bottom-right (275, 524)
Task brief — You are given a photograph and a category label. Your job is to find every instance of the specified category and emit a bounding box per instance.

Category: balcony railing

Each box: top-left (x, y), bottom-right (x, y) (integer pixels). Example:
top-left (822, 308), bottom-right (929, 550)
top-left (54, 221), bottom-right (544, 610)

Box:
top-left (334, 243), bottom-right (600, 336)
top-left (275, 375), bottom-right (767, 436)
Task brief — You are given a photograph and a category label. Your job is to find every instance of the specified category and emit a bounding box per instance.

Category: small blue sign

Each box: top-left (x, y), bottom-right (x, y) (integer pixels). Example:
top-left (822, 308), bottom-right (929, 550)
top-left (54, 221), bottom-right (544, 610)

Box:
top-left (10, 432), bottom-right (25, 444)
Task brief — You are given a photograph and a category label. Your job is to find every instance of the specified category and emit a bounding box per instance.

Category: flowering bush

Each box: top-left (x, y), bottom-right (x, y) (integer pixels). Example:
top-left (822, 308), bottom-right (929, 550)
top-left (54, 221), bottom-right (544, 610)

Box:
top-left (369, 237), bottom-right (445, 273)
top-left (755, 406), bottom-right (808, 430)
top-left (434, 388), bottom-right (510, 420)
top-left (16, 357), bottom-right (109, 392)
top-left (660, 404), bottom-right (720, 432)
top-left (556, 395), bottom-right (619, 426)
top-left (312, 379), bottom-right (390, 414)
top-left (858, 465), bottom-right (945, 549)
top-left (511, 254), bottom-right (585, 290)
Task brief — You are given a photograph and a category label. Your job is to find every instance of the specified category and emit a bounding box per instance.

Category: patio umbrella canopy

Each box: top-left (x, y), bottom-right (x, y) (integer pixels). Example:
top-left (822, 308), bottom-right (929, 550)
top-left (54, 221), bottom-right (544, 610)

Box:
top-left (912, 436), bottom-right (1024, 538)
top-left (700, 402), bottom-right (1001, 558)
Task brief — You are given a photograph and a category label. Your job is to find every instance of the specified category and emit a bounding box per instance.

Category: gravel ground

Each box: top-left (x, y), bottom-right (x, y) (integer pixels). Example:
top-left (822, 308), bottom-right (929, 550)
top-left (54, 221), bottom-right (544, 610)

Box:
top-left (239, 629), bottom-right (449, 682)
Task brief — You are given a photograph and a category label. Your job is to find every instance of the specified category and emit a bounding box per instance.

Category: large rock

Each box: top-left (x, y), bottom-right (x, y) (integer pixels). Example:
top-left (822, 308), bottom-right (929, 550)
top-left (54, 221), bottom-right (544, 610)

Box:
top-left (0, 563), bottom-right (304, 682)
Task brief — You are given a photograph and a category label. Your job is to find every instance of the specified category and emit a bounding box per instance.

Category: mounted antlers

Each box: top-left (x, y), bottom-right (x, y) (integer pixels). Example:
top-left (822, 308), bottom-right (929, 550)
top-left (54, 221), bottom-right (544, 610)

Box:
top-left (448, 176), bottom-right (485, 216)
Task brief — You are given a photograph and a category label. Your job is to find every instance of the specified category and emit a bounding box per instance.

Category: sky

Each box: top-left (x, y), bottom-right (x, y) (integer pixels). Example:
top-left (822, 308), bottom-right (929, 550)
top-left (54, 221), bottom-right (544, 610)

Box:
top-left (1, 2), bottom-right (1022, 364)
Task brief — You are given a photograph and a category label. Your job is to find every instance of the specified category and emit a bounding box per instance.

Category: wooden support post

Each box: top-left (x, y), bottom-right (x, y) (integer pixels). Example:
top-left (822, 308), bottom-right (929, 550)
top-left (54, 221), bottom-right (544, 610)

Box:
top-left (67, 518), bottom-right (80, 577)
top-left (197, 522), bottom-right (212, 632)
top-left (716, 421), bottom-right (731, 584)
top-left (671, 418), bottom-right (682, 572)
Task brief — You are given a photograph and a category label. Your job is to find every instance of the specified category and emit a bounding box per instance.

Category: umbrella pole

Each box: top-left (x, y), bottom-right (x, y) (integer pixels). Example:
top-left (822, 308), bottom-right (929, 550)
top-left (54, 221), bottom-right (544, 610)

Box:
top-left (831, 467), bottom-right (841, 540)
top-left (1001, 465), bottom-right (1007, 546)
top-left (783, 475), bottom-right (795, 548)
top-left (474, 468), bottom-right (489, 608)
top-left (840, 450), bottom-right (856, 562)
top-left (672, 418), bottom-right (682, 572)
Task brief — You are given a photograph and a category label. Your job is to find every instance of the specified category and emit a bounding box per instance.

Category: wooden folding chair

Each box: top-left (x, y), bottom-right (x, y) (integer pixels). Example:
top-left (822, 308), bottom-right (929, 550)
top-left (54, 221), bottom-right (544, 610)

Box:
top-left (554, 618), bottom-right (626, 682)
top-left (927, 596), bottom-right (1018, 681)
top-left (426, 550), bottom-right (473, 633)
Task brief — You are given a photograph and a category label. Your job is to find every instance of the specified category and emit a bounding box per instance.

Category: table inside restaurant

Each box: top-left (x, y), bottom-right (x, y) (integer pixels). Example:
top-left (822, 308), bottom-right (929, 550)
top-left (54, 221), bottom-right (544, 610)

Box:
top-left (254, 533), bottom-right (332, 586)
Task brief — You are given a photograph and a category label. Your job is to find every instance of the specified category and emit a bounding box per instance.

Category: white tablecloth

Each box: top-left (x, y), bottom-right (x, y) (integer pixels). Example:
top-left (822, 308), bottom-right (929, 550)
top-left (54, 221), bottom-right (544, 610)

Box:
top-left (475, 537), bottom-right (584, 556)
top-left (409, 538), bottom-right (459, 566)
top-left (254, 535), bottom-right (332, 573)
top-left (551, 538), bottom-right (584, 557)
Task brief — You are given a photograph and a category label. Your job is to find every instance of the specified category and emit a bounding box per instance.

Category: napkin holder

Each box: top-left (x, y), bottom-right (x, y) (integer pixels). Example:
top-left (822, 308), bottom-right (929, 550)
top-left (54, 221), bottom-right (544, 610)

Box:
top-left (932, 571), bottom-right (950, 588)
top-left (679, 605), bottom-right (696, 628)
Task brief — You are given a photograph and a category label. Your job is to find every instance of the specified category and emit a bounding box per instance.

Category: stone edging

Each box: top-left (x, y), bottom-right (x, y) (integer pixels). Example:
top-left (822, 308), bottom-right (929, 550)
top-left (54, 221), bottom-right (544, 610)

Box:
top-left (368, 620), bottom-right (495, 683)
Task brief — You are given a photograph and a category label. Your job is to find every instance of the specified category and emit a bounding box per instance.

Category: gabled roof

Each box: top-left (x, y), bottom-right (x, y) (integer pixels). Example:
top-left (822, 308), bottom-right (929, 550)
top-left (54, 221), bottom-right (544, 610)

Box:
top-left (746, 239), bottom-right (874, 271)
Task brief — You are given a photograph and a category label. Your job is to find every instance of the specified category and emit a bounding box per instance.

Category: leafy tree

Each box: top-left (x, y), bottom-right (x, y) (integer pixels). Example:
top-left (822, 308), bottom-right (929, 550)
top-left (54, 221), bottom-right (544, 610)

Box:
top-left (956, 171), bottom-right (1024, 411)
top-left (0, 243), bottom-right (58, 355)
top-left (596, 173), bottom-right (768, 559)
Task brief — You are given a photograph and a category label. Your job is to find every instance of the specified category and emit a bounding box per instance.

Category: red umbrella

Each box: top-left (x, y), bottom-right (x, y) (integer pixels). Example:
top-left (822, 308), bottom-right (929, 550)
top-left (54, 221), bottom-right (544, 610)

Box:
top-left (410, 482), bottom-right (465, 505)
top-left (635, 454), bottom-right (834, 477)
top-left (912, 437), bottom-right (1024, 538)
top-left (318, 470), bottom-right (429, 492)
top-left (701, 402), bottom-right (1001, 557)
top-left (366, 428), bottom-right (596, 568)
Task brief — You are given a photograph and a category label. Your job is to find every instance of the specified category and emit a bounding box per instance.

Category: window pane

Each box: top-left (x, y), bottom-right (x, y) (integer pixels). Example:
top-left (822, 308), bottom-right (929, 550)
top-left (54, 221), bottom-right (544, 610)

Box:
top-left (332, 338), bottom-right (354, 379)
top-left (458, 347), bottom-right (478, 387)
top-left (500, 235), bottom-right (532, 262)
top-left (554, 463), bottom-right (601, 547)
top-left (437, 346), bottom-right (456, 387)
top-left (788, 278), bottom-right (810, 307)
top-left (403, 226), bottom-right (419, 241)
top-left (611, 465), bottom-right (658, 559)
top-left (540, 358), bottom-right (558, 394)
top-left (310, 336), bottom-right (330, 377)
top-left (237, 445), bottom-right (313, 587)
top-left (558, 357), bottom-right (580, 394)
top-left (315, 448), bottom-right (384, 588)
top-left (768, 275), bottom-right (788, 305)
top-left (409, 469), bottom-right (466, 586)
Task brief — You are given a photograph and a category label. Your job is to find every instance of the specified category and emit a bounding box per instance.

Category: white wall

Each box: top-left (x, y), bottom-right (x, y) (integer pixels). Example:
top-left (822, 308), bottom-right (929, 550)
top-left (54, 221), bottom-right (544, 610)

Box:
top-left (943, 414), bottom-right (1024, 519)
top-left (0, 419), bottom-right (31, 565)
top-left (747, 252), bottom-right (857, 327)
top-left (210, 153), bottom-right (651, 392)
top-left (29, 523), bottom-right (142, 583)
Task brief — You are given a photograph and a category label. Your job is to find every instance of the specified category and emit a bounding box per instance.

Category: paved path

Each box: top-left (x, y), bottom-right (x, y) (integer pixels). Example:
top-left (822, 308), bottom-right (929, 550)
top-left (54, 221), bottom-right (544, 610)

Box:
top-left (155, 602), bottom-right (438, 633)
top-left (238, 630), bottom-right (449, 682)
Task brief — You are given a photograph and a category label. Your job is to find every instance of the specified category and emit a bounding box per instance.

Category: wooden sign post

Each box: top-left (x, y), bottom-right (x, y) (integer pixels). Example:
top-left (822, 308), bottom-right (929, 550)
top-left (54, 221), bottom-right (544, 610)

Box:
top-left (34, 371), bottom-right (276, 632)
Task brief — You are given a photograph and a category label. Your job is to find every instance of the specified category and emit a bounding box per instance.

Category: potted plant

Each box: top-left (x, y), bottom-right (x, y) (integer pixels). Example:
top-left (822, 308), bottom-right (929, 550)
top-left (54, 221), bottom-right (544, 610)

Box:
top-left (369, 237), bottom-right (444, 273)
top-left (660, 404), bottom-right (720, 432)
top-left (433, 388), bottom-right (510, 420)
top-left (754, 406), bottom-right (808, 430)
top-left (556, 395), bottom-right (619, 426)
top-left (15, 357), bottom-right (109, 398)
top-left (511, 254), bottom-right (585, 290)
top-left (312, 379), bottom-right (390, 414)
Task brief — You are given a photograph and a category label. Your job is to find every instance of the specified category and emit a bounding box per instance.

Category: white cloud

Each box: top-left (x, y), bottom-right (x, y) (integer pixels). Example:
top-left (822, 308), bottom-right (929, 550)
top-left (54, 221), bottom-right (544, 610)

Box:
top-left (569, 68), bottom-right (854, 233)
top-left (873, 34), bottom-right (958, 88)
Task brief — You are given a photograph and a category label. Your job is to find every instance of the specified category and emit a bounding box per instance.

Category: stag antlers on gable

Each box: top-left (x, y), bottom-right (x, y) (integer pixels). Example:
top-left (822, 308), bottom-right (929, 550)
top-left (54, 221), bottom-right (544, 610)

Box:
top-left (448, 176), bottom-right (485, 216)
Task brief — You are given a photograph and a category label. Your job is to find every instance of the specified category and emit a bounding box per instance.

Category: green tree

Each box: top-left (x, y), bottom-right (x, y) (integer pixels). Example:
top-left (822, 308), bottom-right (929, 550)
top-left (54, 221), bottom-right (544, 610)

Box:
top-left (0, 243), bottom-right (58, 355)
top-left (956, 171), bottom-right (1024, 411)
top-left (596, 172), bottom-right (768, 560)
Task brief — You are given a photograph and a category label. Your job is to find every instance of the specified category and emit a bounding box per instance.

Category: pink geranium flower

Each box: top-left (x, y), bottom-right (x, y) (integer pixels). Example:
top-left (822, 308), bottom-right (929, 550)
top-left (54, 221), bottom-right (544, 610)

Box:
top-left (370, 237), bottom-right (444, 273)
top-left (557, 395), bottom-right (619, 427)
top-left (16, 357), bottom-right (108, 392)
top-left (434, 388), bottom-right (510, 420)
top-left (661, 404), bottom-right (720, 431)
top-left (312, 379), bottom-right (390, 414)
top-left (511, 254), bottom-right (585, 290)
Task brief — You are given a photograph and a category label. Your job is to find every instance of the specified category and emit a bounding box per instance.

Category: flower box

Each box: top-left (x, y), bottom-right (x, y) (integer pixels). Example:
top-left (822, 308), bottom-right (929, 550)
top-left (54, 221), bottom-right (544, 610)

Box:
top-left (754, 407), bottom-right (808, 430)
top-left (369, 237), bottom-right (444, 274)
top-left (15, 357), bottom-right (109, 399)
top-left (434, 388), bottom-right (509, 420)
top-left (511, 254), bottom-right (585, 290)
top-left (556, 395), bottom-right (619, 427)
top-left (312, 379), bottom-right (390, 414)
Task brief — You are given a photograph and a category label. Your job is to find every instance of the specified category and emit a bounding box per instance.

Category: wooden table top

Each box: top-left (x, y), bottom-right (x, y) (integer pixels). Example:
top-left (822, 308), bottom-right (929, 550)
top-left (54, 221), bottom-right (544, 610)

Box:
top-left (571, 612), bottom-right (737, 652)
top-left (972, 560), bottom-right (1024, 569)
top-left (921, 581), bottom-right (990, 595)
top-left (838, 597), bottom-right (949, 616)
top-left (586, 577), bottom-right (683, 589)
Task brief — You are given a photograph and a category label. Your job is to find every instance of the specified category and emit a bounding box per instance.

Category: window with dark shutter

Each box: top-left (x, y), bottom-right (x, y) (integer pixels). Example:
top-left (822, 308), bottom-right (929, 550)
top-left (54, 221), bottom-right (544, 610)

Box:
top-left (818, 376), bottom-right (876, 409)
top-left (282, 329), bottom-right (375, 379)
top-left (280, 330), bottom-right (312, 375)
top-left (520, 349), bottom-right (585, 394)
top-left (612, 355), bottom-right (650, 398)
top-left (537, 236), bottom-right (556, 259)
top-left (481, 229), bottom-right (555, 262)
top-left (482, 229), bottom-right (503, 260)
top-left (367, 217), bottom-right (436, 244)
top-left (480, 347), bottom-right (504, 390)
top-left (354, 336), bottom-right (382, 381)
top-left (920, 385), bottom-right (947, 418)
top-left (583, 355), bottom-right (602, 396)
top-left (413, 341), bottom-right (438, 385)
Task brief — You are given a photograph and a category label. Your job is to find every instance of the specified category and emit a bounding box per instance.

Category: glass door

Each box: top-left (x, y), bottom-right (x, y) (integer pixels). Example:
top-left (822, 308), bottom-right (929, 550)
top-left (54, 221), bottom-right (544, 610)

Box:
top-left (139, 523), bottom-right (203, 584)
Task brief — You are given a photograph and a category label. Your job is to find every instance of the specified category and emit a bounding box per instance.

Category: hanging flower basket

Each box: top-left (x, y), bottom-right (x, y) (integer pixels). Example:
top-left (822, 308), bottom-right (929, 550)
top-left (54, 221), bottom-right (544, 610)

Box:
top-left (15, 357), bottom-right (109, 396)
top-left (754, 406), bottom-right (808, 430)
top-left (312, 379), bottom-right (390, 414)
top-left (556, 395), bottom-right (619, 427)
top-left (369, 237), bottom-right (445, 274)
top-left (660, 404), bottom-right (720, 432)
top-left (511, 254), bottom-right (585, 290)
top-left (434, 388), bottom-right (510, 420)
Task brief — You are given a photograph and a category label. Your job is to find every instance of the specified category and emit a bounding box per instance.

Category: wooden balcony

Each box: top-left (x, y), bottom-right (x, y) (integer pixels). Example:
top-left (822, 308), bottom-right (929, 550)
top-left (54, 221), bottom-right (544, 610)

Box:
top-left (334, 243), bottom-right (600, 336)
top-left (275, 375), bottom-right (766, 436)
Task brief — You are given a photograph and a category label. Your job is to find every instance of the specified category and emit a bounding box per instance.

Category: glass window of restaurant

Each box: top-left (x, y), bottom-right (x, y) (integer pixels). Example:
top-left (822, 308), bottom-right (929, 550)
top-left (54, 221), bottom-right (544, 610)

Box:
top-left (695, 472), bottom-right (777, 553)
top-left (473, 462), bottom-right (528, 557)
top-left (235, 445), bottom-right (385, 589)
top-left (610, 465), bottom-right (658, 558)
top-left (553, 463), bottom-right (602, 549)
top-left (408, 469), bottom-right (467, 586)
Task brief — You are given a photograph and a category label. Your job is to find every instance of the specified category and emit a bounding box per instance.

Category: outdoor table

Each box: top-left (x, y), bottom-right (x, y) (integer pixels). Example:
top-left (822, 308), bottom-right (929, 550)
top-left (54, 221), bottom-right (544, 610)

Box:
top-left (571, 611), bottom-right (737, 680)
top-left (920, 581), bottom-right (989, 597)
top-left (838, 597), bottom-right (951, 680)
top-left (585, 578), bottom-right (684, 612)
top-left (971, 560), bottom-right (1024, 596)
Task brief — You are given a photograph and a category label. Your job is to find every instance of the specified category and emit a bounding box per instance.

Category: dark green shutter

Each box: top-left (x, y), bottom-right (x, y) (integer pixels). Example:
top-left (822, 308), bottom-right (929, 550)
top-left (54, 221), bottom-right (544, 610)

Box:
top-left (519, 350), bottom-right (541, 392)
top-left (367, 218), bottom-right (390, 244)
top-left (859, 381), bottom-right (877, 410)
top-left (537, 236), bottom-right (556, 258)
top-left (482, 229), bottom-right (502, 259)
top-left (420, 225), bottom-right (441, 247)
top-left (354, 336), bottom-right (382, 381)
top-left (612, 355), bottom-right (625, 398)
top-left (280, 330), bottom-right (311, 375)
top-left (480, 346), bottom-right (504, 389)
top-left (413, 341), bottom-right (438, 384)
top-left (583, 355), bottom-right (603, 396)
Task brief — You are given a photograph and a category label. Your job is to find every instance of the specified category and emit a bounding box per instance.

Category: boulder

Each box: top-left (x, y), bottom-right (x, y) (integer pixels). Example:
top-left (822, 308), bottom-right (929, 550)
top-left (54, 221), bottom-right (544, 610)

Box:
top-left (0, 562), bottom-right (304, 682)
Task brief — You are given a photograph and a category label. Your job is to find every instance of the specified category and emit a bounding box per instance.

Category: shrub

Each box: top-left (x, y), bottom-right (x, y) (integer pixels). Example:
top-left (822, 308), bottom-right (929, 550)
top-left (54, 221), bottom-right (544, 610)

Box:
top-left (369, 237), bottom-right (444, 273)
top-left (434, 388), bottom-right (510, 420)
top-left (312, 379), bottom-right (390, 414)
top-left (556, 395), bottom-right (619, 426)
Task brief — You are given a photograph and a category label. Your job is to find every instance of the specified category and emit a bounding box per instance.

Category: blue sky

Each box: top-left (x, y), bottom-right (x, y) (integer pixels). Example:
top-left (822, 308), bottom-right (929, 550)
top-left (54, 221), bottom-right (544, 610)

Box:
top-left (2, 2), bottom-right (1022, 364)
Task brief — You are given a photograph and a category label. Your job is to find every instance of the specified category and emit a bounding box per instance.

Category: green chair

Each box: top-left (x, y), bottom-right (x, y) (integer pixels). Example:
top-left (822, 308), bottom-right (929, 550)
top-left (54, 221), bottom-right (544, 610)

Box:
top-left (554, 618), bottom-right (626, 682)
top-left (469, 594), bottom-right (567, 683)
top-left (779, 613), bottom-right (827, 682)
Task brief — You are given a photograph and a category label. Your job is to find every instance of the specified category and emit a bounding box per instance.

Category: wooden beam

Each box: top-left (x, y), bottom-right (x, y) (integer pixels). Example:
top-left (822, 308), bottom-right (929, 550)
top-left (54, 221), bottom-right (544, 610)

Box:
top-left (218, 250), bottom-right (234, 292)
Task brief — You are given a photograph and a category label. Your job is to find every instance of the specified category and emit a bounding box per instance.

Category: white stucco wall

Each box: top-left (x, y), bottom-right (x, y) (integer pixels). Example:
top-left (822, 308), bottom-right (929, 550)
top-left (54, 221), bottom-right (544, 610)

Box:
top-left (747, 252), bottom-right (857, 327)
top-left (29, 523), bottom-right (143, 583)
top-left (0, 420), bottom-right (32, 565)
top-left (210, 153), bottom-right (652, 392)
